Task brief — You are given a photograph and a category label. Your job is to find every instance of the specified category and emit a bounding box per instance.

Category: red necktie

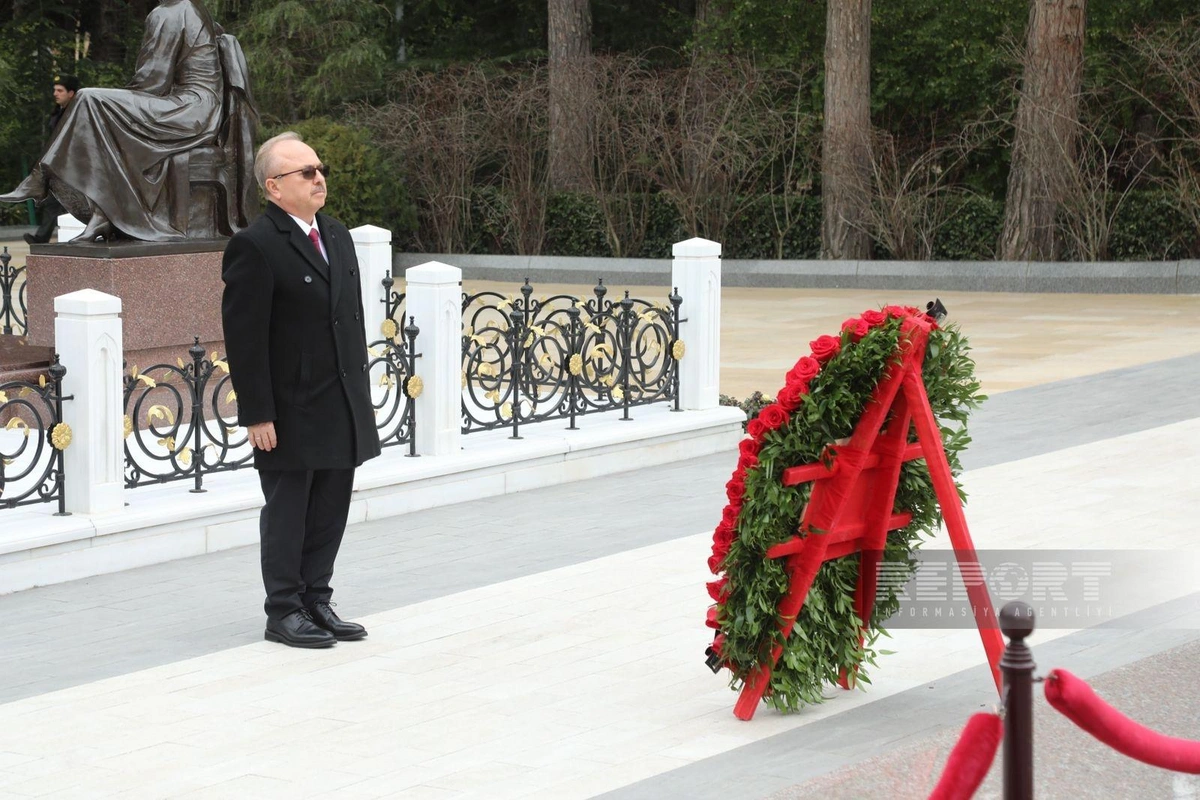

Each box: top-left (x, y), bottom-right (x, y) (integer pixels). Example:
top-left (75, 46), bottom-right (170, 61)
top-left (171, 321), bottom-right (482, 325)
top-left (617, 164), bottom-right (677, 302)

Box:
top-left (308, 227), bottom-right (324, 260)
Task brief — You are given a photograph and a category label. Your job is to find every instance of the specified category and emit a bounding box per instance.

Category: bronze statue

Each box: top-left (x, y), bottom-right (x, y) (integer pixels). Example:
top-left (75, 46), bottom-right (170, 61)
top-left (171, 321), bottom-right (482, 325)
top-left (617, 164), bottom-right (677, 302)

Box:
top-left (0, 0), bottom-right (257, 243)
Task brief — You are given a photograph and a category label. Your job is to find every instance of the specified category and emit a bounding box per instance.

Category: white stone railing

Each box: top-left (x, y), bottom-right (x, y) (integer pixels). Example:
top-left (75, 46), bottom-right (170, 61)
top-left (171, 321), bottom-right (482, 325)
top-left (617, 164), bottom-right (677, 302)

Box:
top-left (46, 229), bottom-right (723, 513)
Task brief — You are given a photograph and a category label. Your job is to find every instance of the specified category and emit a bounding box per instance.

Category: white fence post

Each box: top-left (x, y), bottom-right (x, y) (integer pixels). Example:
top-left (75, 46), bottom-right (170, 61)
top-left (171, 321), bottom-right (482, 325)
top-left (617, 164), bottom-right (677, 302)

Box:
top-left (671, 237), bottom-right (722, 411)
top-left (405, 261), bottom-right (462, 456)
top-left (56, 214), bottom-right (84, 244)
top-left (54, 289), bottom-right (124, 514)
top-left (350, 224), bottom-right (393, 345)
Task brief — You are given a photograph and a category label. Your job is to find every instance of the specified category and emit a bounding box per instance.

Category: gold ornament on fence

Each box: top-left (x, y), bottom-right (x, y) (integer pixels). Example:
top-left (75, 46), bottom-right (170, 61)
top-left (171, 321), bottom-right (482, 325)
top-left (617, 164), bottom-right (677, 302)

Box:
top-left (671, 339), bottom-right (686, 360)
top-left (568, 354), bottom-right (583, 377)
top-left (405, 375), bottom-right (424, 399)
top-left (500, 402), bottom-right (513, 420)
top-left (123, 415), bottom-right (133, 439)
top-left (50, 422), bottom-right (73, 450)
top-left (612, 385), bottom-right (625, 401)
top-left (381, 318), bottom-right (398, 339)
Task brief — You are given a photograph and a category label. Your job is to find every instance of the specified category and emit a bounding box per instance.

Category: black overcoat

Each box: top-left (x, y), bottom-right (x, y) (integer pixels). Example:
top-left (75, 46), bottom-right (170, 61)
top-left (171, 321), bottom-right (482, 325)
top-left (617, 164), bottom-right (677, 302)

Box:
top-left (221, 202), bottom-right (382, 471)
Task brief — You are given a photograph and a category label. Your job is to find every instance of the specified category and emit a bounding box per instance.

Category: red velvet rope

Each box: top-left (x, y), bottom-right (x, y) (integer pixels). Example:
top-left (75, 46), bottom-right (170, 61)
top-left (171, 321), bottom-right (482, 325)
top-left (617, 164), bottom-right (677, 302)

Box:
top-left (1045, 668), bottom-right (1200, 773)
top-left (927, 713), bottom-right (1003, 800)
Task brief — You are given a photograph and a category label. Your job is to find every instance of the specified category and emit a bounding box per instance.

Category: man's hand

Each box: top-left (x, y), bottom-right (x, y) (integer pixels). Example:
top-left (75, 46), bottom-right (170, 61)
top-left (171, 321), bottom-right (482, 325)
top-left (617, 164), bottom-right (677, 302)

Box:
top-left (248, 421), bottom-right (277, 451)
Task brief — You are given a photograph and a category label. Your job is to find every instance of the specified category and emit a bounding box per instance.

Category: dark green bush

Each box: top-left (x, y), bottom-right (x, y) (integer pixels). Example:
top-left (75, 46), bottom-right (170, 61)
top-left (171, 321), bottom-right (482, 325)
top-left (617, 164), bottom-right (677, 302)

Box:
top-left (724, 196), bottom-right (822, 259)
top-left (932, 195), bottom-right (1003, 261)
top-left (543, 193), bottom-right (612, 257)
top-left (1109, 190), bottom-right (1194, 261)
top-left (637, 194), bottom-right (689, 258)
top-left (466, 186), bottom-right (507, 255)
top-left (277, 117), bottom-right (415, 235)
top-left (401, 184), bottom-right (1199, 261)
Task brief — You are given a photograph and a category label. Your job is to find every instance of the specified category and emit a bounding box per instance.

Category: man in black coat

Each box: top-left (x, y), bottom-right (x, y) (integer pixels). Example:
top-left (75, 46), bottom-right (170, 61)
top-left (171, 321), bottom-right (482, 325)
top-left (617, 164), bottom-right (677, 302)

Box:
top-left (221, 131), bottom-right (381, 648)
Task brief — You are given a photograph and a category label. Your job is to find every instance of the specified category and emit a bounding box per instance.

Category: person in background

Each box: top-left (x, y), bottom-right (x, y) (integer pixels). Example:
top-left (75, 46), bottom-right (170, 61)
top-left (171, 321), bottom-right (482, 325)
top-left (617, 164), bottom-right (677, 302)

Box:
top-left (23, 74), bottom-right (80, 246)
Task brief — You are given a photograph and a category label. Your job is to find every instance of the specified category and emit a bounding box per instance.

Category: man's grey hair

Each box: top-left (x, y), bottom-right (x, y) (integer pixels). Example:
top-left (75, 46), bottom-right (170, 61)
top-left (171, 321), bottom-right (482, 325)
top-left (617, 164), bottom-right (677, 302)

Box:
top-left (254, 131), bottom-right (304, 189)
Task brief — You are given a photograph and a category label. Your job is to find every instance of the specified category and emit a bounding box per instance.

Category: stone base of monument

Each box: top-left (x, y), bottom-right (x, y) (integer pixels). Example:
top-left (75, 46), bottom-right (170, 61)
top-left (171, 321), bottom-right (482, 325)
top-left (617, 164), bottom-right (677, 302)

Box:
top-left (0, 335), bottom-right (54, 384)
top-left (26, 240), bottom-right (227, 372)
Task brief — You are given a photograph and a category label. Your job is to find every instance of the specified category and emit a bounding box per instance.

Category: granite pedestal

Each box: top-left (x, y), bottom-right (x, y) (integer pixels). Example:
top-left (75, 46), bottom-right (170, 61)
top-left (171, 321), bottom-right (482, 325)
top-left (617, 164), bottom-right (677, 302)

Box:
top-left (25, 240), bottom-right (227, 371)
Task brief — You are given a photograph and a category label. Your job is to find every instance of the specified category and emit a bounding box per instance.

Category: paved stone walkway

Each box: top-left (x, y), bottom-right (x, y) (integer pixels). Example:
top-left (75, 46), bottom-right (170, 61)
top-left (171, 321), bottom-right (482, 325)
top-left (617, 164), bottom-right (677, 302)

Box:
top-left (1, 285), bottom-right (1199, 798)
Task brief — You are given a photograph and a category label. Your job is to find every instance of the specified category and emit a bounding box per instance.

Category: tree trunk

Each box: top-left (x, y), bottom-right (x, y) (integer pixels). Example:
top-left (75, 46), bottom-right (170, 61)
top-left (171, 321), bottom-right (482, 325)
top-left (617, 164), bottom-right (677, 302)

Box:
top-left (694, 0), bottom-right (724, 28)
top-left (821, 0), bottom-right (872, 260)
top-left (999, 0), bottom-right (1087, 261)
top-left (548, 0), bottom-right (592, 192)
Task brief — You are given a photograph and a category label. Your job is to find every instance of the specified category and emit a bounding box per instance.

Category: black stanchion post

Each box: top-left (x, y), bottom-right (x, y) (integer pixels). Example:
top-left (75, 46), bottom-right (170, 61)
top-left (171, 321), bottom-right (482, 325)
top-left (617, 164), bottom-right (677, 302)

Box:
top-left (405, 315), bottom-right (420, 458)
top-left (381, 273), bottom-right (395, 317)
top-left (508, 307), bottom-right (523, 440)
top-left (189, 337), bottom-right (207, 493)
top-left (48, 354), bottom-right (70, 516)
top-left (1000, 600), bottom-right (1036, 800)
top-left (1, 247), bottom-right (13, 335)
top-left (669, 286), bottom-right (682, 413)
top-left (566, 303), bottom-right (580, 430)
top-left (520, 277), bottom-right (533, 328)
top-left (619, 291), bottom-right (633, 421)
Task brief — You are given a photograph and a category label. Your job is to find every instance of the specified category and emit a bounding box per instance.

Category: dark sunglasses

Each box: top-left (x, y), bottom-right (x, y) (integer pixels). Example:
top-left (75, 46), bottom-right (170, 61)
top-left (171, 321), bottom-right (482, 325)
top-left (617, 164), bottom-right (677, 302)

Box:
top-left (271, 163), bottom-right (331, 181)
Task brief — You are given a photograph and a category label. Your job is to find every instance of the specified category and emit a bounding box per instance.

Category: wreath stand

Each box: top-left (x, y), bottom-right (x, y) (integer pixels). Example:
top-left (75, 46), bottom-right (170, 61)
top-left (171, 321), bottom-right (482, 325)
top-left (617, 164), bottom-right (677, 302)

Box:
top-left (733, 316), bottom-right (1003, 721)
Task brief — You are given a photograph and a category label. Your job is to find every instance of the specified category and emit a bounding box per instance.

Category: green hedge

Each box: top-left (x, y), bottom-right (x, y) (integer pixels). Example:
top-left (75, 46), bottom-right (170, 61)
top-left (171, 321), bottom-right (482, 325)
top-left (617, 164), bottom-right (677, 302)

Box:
top-left (1109, 191), bottom-right (1193, 261)
top-left (275, 117), bottom-right (415, 235)
top-left (542, 193), bottom-right (612, 257)
top-left (406, 186), bottom-right (1194, 261)
top-left (933, 195), bottom-right (1004, 261)
top-left (724, 196), bottom-right (822, 259)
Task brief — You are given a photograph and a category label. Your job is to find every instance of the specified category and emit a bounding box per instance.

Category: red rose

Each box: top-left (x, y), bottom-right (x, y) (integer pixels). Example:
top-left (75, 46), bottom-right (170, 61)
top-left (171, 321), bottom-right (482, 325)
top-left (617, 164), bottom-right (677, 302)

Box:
top-left (757, 403), bottom-right (789, 431)
top-left (739, 437), bottom-right (761, 457)
top-left (705, 606), bottom-right (720, 629)
top-left (725, 474), bottom-right (746, 503)
top-left (707, 552), bottom-right (724, 574)
top-left (787, 356), bottom-right (821, 385)
top-left (842, 317), bottom-right (870, 341)
top-left (721, 503), bottom-right (741, 526)
top-left (712, 632), bottom-right (726, 655)
top-left (861, 309), bottom-right (887, 327)
top-left (809, 334), bottom-right (841, 363)
top-left (737, 451), bottom-right (759, 471)
top-left (746, 418), bottom-right (766, 438)
top-left (777, 381), bottom-right (805, 413)
top-left (706, 576), bottom-right (729, 602)
top-left (882, 304), bottom-right (910, 319)
top-left (713, 520), bottom-right (735, 549)
top-left (711, 538), bottom-right (729, 563)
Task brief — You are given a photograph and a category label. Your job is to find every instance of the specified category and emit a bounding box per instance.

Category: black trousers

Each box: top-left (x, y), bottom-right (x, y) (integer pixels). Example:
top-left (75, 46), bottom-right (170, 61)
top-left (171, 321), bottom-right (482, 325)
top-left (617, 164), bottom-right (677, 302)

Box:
top-left (258, 467), bottom-right (355, 621)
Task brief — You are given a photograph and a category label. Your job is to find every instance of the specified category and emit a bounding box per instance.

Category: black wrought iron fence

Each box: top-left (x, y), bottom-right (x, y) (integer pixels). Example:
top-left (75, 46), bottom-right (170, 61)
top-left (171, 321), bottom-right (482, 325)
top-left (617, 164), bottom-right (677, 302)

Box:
top-left (0, 247), bottom-right (29, 336)
top-left (0, 355), bottom-right (70, 513)
top-left (368, 314), bottom-right (420, 455)
top-left (124, 320), bottom-right (421, 489)
top-left (123, 338), bottom-right (251, 491)
top-left (461, 278), bottom-right (683, 437)
top-left (381, 273), bottom-right (406, 334)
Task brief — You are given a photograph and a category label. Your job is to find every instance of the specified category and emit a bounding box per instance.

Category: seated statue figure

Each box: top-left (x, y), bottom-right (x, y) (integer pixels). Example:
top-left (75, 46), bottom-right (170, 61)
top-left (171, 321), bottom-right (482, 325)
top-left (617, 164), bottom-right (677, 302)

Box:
top-left (0, 0), bottom-right (257, 243)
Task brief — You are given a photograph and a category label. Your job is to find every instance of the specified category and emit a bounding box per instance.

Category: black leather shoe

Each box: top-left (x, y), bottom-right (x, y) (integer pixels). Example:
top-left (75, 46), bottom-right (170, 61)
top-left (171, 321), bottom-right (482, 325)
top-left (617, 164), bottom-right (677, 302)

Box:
top-left (308, 601), bottom-right (367, 641)
top-left (264, 608), bottom-right (336, 648)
